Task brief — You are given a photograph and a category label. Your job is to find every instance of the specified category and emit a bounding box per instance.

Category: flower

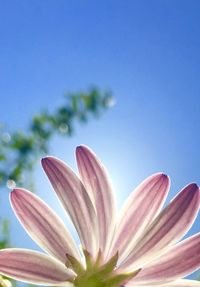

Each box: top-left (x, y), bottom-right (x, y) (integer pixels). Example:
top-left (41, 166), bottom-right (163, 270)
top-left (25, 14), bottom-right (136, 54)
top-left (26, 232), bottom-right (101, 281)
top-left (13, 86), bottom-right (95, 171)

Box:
top-left (0, 145), bottom-right (200, 287)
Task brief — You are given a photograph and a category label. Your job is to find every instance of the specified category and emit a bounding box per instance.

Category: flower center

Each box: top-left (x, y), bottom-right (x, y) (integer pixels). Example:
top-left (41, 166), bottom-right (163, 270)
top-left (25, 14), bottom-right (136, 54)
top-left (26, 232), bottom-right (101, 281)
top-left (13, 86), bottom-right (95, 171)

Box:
top-left (65, 250), bottom-right (140, 287)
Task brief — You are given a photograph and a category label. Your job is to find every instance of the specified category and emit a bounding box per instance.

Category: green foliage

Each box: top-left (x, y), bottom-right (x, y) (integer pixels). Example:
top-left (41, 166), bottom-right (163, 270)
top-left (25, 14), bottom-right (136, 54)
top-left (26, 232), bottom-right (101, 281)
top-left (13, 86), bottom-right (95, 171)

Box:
top-left (0, 218), bottom-right (10, 249)
top-left (0, 87), bottom-right (114, 188)
top-left (0, 219), bottom-right (13, 287)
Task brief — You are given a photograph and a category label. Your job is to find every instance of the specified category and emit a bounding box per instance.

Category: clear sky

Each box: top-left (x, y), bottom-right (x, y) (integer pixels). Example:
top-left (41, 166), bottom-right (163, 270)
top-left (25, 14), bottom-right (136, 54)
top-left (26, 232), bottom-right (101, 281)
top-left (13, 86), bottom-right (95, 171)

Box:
top-left (0, 0), bottom-right (200, 281)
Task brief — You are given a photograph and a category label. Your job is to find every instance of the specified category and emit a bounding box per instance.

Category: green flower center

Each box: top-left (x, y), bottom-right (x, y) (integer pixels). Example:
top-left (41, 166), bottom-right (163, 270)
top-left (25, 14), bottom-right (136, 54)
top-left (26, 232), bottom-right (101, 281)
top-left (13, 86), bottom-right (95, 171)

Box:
top-left (65, 250), bottom-right (140, 287)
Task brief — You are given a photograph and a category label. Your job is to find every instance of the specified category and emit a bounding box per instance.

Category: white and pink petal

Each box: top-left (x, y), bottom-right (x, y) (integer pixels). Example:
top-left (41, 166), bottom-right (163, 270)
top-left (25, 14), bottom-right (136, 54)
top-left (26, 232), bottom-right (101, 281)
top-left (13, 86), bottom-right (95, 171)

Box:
top-left (76, 145), bottom-right (116, 255)
top-left (109, 173), bottom-right (170, 262)
top-left (0, 249), bottom-right (75, 286)
top-left (10, 188), bottom-right (81, 264)
top-left (130, 232), bottom-right (200, 284)
top-left (120, 183), bottom-right (200, 270)
top-left (41, 156), bottom-right (98, 258)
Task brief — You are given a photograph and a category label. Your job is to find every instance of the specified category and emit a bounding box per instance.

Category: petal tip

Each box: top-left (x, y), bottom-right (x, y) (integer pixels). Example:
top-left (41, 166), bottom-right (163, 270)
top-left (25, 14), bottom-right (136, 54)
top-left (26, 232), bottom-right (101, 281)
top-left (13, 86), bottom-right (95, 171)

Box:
top-left (161, 173), bottom-right (168, 178)
top-left (157, 172), bottom-right (169, 179)
top-left (186, 183), bottom-right (199, 193)
top-left (9, 188), bottom-right (20, 205)
top-left (191, 183), bottom-right (199, 189)
top-left (76, 145), bottom-right (89, 154)
top-left (41, 156), bottom-right (57, 170)
top-left (10, 188), bottom-right (28, 202)
top-left (161, 173), bottom-right (170, 184)
top-left (41, 156), bottom-right (51, 165)
top-left (76, 145), bottom-right (82, 150)
top-left (41, 157), bottom-right (48, 168)
top-left (154, 172), bottom-right (170, 186)
top-left (10, 188), bottom-right (20, 195)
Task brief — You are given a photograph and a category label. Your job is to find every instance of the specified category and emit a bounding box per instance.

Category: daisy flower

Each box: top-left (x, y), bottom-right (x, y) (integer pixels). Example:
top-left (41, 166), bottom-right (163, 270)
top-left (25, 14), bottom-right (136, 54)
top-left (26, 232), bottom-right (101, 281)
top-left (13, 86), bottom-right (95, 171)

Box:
top-left (0, 145), bottom-right (200, 287)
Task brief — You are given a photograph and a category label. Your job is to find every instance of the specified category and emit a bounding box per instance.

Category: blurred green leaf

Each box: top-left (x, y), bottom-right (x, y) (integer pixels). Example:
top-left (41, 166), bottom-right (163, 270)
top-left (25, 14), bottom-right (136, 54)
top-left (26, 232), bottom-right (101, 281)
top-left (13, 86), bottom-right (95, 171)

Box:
top-left (0, 87), bottom-right (114, 188)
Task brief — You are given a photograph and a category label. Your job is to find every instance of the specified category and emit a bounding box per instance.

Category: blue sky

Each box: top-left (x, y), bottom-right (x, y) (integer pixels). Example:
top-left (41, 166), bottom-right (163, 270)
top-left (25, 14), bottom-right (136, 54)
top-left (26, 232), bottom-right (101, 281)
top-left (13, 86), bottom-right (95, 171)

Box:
top-left (0, 0), bottom-right (200, 281)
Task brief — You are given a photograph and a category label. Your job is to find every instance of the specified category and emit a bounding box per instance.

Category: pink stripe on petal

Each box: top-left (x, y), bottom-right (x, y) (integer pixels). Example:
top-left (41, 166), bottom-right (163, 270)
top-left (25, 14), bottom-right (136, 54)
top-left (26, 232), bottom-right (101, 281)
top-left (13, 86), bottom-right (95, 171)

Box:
top-left (41, 156), bottom-right (98, 257)
top-left (132, 232), bottom-right (200, 284)
top-left (10, 188), bottom-right (80, 264)
top-left (109, 173), bottom-right (169, 261)
top-left (120, 183), bottom-right (200, 270)
top-left (76, 146), bottom-right (116, 256)
top-left (0, 249), bottom-right (75, 286)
